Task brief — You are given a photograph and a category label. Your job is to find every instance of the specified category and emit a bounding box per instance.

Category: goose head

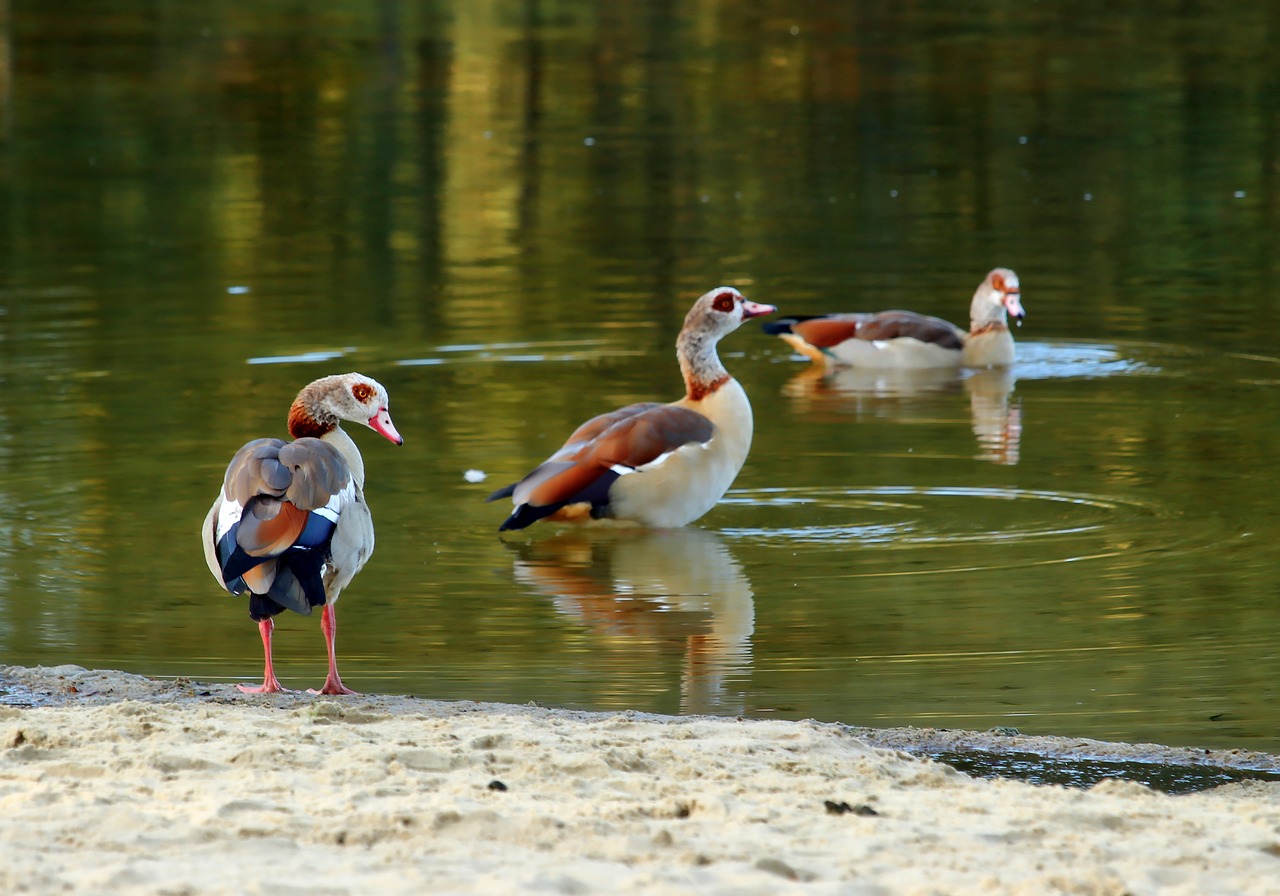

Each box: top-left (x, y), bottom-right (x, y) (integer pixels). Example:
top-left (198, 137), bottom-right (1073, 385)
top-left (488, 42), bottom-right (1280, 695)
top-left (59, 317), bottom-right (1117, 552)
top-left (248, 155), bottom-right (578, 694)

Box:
top-left (682, 287), bottom-right (777, 343)
top-left (289, 373), bottom-right (404, 444)
top-left (971, 268), bottom-right (1025, 329)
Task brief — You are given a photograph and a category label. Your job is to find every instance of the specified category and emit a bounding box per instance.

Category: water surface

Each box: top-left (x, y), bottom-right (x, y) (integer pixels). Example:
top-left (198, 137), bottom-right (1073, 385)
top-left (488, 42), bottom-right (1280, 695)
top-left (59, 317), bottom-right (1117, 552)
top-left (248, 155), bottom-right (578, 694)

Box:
top-left (2, 2), bottom-right (1279, 753)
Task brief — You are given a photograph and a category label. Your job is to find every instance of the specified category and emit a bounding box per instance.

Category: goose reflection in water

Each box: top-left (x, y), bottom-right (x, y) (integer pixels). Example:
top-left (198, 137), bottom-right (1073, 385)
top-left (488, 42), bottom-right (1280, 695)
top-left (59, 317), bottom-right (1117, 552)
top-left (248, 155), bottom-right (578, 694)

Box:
top-left (780, 365), bottom-right (1023, 466)
top-left (965, 367), bottom-right (1021, 466)
top-left (506, 528), bottom-right (754, 715)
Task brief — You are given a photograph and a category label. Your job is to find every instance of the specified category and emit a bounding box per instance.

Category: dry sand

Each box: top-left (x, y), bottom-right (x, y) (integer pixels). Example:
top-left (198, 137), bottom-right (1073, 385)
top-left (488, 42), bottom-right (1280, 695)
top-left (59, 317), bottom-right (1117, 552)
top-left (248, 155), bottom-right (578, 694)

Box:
top-left (2, 665), bottom-right (1279, 895)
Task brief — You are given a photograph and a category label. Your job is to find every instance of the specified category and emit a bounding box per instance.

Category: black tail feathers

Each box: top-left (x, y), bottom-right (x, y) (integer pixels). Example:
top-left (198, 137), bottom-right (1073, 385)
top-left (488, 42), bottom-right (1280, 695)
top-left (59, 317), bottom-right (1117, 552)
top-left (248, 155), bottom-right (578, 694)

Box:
top-left (762, 317), bottom-right (819, 336)
top-left (497, 502), bottom-right (561, 532)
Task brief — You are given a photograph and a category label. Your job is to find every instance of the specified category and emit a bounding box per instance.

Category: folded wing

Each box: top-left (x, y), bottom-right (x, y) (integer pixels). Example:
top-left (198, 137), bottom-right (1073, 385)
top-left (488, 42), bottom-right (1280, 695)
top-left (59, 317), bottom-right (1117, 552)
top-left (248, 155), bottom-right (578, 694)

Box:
top-left (212, 437), bottom-right (354, 619)
top-left (492, 404), bottom-right (715, 531)
top-left (781, 311), bottom-right (965, 351)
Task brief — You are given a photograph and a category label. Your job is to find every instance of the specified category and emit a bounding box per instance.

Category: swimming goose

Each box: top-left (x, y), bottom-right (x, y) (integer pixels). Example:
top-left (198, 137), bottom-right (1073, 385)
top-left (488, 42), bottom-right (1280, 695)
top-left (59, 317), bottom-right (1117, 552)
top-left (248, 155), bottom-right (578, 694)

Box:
top-left (488, 287), bottom-right (775, 530)
top-left (201, 373), bottom-right (403, 694)
top-left (763, 268), bottom-right (1025, 369)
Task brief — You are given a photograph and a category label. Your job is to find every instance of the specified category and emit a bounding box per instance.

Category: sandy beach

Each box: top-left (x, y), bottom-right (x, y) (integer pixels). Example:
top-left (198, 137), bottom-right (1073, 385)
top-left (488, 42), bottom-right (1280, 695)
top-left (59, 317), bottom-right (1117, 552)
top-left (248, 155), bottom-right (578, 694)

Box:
top-left (2, 665), bottom-right (1278, 895)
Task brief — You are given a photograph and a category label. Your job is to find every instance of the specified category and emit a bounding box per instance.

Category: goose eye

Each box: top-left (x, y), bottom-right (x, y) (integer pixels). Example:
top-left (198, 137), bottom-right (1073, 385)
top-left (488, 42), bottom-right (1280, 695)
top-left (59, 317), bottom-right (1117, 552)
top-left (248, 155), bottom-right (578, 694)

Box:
top-left (712, 291), bottom-right (737, 313)
top-left (352, 383), bottom-right (374, 403)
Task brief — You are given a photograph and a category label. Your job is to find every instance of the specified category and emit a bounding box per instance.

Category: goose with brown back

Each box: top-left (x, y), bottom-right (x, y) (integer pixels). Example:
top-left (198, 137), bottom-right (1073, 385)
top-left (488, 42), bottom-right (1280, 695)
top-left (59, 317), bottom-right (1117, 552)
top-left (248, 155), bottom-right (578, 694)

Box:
top-left (764, 268), bottom-right (1025, 369)
top-left (201, 373), bottom-right (403, 695)
top-left (488, 287), bottom-right (775, 530)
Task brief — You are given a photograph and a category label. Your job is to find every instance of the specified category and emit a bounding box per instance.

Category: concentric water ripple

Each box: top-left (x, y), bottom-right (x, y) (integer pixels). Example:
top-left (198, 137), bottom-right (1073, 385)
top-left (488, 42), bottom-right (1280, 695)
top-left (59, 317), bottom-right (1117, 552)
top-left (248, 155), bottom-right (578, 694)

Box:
top-left (716, 485), bottom-right (1221, 575)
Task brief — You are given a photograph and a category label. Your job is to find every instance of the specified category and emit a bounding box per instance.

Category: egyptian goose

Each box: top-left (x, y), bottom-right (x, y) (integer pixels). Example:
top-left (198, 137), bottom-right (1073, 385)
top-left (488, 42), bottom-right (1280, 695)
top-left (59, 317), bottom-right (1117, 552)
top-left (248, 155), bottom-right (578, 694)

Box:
top-left (201, 373), bottom-right (403, 695)
top-left (487, 286), bottom-right (776, 530)
top-left (763, 268), bottom-right (1025, 369)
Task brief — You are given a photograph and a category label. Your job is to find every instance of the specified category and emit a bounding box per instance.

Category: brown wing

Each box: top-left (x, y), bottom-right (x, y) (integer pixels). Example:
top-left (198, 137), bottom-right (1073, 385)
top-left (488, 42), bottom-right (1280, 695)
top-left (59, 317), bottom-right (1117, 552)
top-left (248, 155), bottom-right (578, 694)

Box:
top-left (487, 402), bottom-right (667, 502)
top-left (552, 403), bottom-right (665, 459)
top-left (584, 406), bottom-right (713, 468)
top-left (505, 405), bottom-right (714, 526)
top-left (235, 501), bottom-right (310, 558)
top-left (789, 316), bottom-right (863, 349)
top-left (787, 311), bottom-right (964, 351)
top-left (854, 311), bottom-right (965, 349)
top-left (276, 438), bottom-right (350, 509)
top-left (223, 438), bottom-right (292, 506)
top-left (223, 438), bottom-right (347, 508)
top-left (240, 563), bottom-right (279, 595)
top-left (220, 437), bottom-right (351, 560)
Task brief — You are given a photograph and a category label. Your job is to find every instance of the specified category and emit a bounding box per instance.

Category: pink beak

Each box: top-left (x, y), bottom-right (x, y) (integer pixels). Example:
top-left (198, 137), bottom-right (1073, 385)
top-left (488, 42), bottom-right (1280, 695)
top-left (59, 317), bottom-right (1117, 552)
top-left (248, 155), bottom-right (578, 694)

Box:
top-left (368, 408), bottom-right (404, 445)
top-left (1004, 291), bottom-right (1026, 322)
top-left (741, 300), bottom-right (777, 320)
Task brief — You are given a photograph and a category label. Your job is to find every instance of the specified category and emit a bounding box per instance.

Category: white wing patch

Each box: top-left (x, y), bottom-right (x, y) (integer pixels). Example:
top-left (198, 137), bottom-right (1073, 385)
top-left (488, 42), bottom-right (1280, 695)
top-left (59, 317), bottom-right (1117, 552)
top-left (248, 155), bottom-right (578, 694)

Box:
top-left (637, 451), bottom-right (676, 472)
top-left (632, 436), bottom-right (714, 475)
top-left (314, 481), bottom-right (355, 523)
top-left (215, 498), bottom-right (243, 542)
top-left (214, 480), bottom-right (355, 541)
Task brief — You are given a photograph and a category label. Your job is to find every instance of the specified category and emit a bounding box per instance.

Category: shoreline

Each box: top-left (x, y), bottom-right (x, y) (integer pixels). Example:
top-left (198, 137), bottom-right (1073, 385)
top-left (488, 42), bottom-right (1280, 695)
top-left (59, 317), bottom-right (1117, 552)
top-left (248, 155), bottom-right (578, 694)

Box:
top-left (3, 664), bottom-right (1280, 894)
top-left (5, 663), bottom-right (1277, 778)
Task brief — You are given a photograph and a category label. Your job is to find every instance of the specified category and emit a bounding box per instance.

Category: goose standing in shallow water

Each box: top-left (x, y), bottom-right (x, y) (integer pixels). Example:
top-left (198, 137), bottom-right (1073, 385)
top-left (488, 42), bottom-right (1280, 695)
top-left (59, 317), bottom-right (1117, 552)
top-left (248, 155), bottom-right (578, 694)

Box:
top-left (202, 373), bottom-right (403, 695)
top-left (763, 268), bottom-right (1025, 369)
top-left (488, 287), bottom-right (776, 530)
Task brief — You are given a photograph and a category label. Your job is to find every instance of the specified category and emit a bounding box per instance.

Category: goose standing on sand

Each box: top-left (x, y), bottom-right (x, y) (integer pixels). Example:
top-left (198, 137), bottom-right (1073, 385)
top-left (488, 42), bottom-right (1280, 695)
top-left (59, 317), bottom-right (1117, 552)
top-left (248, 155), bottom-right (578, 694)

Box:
top-left (763, 268), bottom-right (1025, 369)
top-left (488, 287), bottom-right (776, 530)
top-left (202, 373), bottom-right (403, 695)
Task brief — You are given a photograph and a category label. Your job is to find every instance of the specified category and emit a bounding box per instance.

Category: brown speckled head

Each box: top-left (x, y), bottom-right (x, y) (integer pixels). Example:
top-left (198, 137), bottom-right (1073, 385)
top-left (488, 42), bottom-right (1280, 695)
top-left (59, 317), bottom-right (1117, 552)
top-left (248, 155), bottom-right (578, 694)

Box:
top-left (286, 373), bottom-right (402, 444)
top-left (678, 287), bottom-right (777, 402)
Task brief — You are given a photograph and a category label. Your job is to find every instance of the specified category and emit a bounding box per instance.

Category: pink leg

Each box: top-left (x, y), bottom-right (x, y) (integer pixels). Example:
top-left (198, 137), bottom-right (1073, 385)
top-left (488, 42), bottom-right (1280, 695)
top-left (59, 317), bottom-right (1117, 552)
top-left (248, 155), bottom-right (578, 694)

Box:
top-left (237, 618), bottom-right (290, 694)
top-left (309, 604), bottom-right (359, 696)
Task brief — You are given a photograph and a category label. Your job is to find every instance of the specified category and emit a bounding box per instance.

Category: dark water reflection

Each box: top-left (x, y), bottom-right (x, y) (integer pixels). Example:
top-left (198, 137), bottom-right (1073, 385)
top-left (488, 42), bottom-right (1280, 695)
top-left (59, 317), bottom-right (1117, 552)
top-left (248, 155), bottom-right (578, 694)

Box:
top-left (1, 2), bottom-right (1280, 753)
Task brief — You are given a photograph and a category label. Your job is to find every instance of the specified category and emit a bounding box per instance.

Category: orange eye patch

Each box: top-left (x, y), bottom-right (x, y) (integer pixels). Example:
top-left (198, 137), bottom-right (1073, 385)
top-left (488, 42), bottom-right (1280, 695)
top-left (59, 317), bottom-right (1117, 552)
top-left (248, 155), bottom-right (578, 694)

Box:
top-left (352, 383), bottom-right (375, 403)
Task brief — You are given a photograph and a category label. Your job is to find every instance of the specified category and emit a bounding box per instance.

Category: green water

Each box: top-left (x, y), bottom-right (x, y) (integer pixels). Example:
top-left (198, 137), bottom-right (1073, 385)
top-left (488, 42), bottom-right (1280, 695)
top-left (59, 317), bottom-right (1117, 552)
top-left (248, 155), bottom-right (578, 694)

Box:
top-left (1, 1), bottom-right (1279, 752)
